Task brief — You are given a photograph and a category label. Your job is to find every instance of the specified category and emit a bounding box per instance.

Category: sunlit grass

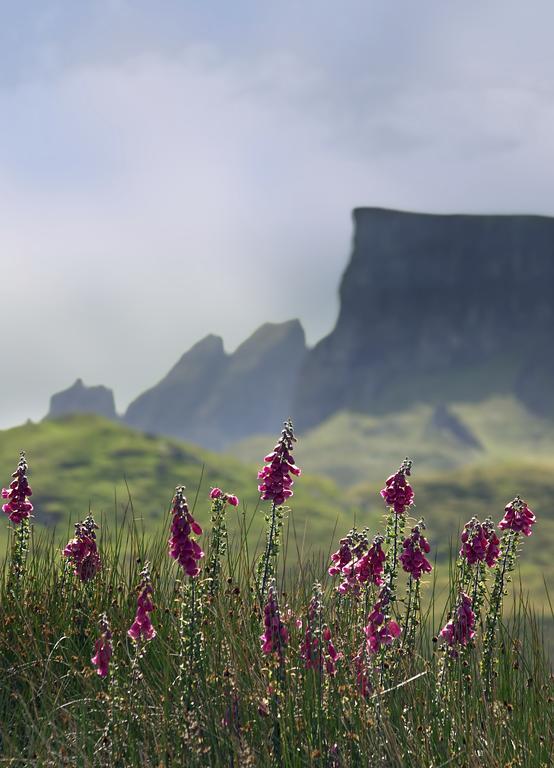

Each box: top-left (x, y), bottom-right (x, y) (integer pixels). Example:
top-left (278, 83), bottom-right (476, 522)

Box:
top-left (0, 492), bottom-right (552, 767)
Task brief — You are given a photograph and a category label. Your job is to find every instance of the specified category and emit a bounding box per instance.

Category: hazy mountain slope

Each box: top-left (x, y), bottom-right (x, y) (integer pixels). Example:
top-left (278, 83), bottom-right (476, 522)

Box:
top-left (124, 334), bottom-right (228, 443)
top-left (231, 396), bottom-right (554, 486)
top-left (123, 320), bottom-right (306, 449)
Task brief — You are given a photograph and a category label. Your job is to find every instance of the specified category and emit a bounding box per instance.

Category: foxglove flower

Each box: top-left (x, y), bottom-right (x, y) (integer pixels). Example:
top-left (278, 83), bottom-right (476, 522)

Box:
top-left (63, 514), bottom-right (101, 581)
top-left (322, 626), bottom-right (341, 676)
top-left (257, 419), bottom-right (301, 506)
top-left (337, 563), bottom-right (359, 596)
top-left (2, 451), bottom-right (33, 524)
top-left (209, 487), bottom-right (239, 507)
top-left (499, 496), bottom-right (536, 537)
top-left (353, 646), bottom-right (372, 698)
top-left (299, 589), bottom-right (319, 669)
top-left (380, 458), bottom-right (414, 515)
top-left (484, 523), bottom-right (501, 567)
top-left (168, 486), bottom-right (204, 577)
top-left (329, 528), bottom-right (375, 595)
top-left (460, 517), bottom-right (500, 567)
top-left (482, 498), bottom-right (534, 696)
top-left (364, 587), bottom-right (401, 654)
top-left (257, 421), bottom-right (301, 599)
top-left (206, 487), bottom-right (238, 595)
top-left (328, 537), bottom-right (353, 577)
top-left (440, 592), bottom-right (475, 654)
top-left (91, 613), bottom-right (113, 677)
top-left (260, 582), bottom-right (289, 657)
top-left (355, 535), bottom-right (386, 586)
top-left (128, 562), bottom-right (156, 642)
top-left (299, 586), bottom-right (342, 675)
top-left (400, 521), bottom-right (432, 580)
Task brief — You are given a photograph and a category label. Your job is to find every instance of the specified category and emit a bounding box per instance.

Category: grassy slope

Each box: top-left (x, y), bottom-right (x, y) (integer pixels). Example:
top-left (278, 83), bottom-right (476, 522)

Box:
top-left (231, 406), bottom-right (476, 487)
top-left (0, 414), bottom-right (353, 557)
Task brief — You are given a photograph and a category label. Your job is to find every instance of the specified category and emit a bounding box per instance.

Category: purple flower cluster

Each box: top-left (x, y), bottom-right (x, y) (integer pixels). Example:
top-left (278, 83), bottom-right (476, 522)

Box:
top-left (299, 596), bottom-right (320, 669)
top-left (329, 530), bottom-right (385, 595)
top-left (257, 419), bottom-right (301, 506)
top-left (128, 562), bottom-right (156, 642)
top-left (440, 592), bottom-right (475, 654)
top-left (2, 451), bottom-right (33, 524)
top-left (260, 582), bottom-right (289, 657)
top-left (209, 487), bottom-right (239, 506)
top-left (460, 517), bottom-right (500, 567)
top-left (168, 486), bottom-right (204, 577)
top-left (400, 521), bottom-right (432, 581)
top-left (328, 537), bottom-right (354, 577)
top-left (62, 514), bottom-right (101, 582)
top-left (353, 646), bottom-right (372, 698)
top-left (363, 588), bottom-right (401, 654)
top-left (321, 627), bottom-right (341, 676)
top-left (355, 536), bottom-right (386, 587)
top-left (499, 496), bottom-right (536, 537)
top-left (299, 593), bottom-right (342, 676)
top-left (380, 458), bottom-right (414, 515)
top-left (91, 613), bottom-right (113, 677)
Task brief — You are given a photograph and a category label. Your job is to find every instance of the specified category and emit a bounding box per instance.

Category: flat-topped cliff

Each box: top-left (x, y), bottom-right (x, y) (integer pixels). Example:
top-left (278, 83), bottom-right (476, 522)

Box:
top-left (294, 208), bottom-right (554, 427)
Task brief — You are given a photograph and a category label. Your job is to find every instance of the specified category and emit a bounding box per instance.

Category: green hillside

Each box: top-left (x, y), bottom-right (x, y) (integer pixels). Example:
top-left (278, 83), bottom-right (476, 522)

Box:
top-left (231, 396), bottom-right (554, 486)
top-left (0, 414), bottom-right (354, 556)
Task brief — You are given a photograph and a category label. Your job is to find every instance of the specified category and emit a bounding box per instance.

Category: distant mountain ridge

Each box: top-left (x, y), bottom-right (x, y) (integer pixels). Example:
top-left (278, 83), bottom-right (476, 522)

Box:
top-left (48, 321), bottom-right (307, 450)
top-left (124, 319), bottom-right (307, 449)
top-left (46, 208), bottom-right (554, 446)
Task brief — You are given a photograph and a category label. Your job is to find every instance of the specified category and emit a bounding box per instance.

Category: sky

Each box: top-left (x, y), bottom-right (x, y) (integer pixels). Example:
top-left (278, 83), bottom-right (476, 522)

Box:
top-left (2, 0), bottom-right (554, 428)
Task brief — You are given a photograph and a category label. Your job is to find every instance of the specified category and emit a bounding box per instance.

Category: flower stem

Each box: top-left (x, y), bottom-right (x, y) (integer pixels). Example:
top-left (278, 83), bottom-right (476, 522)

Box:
top-left (482, 530), bottom-right (517, 699)
top-left (259, 502), bottom-right (277, 601)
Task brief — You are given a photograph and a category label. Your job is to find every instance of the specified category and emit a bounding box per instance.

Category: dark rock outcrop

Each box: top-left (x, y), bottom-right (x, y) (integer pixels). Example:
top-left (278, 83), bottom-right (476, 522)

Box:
top-left (294, 208), bottom-right (554, 428)
top-left (48, 379), bottom-right (117, 421)
top-left (124, 320), bottom-right (307, 449)
top-left (427, 404), bottom-right (482, 450)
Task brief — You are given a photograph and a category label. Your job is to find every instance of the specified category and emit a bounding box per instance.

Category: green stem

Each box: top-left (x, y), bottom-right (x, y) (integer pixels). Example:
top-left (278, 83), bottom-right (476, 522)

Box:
top-left (390, 513), bottom-right (399, 590)
top-left (482, 530), bottom-right (516, 699)
top-left (260, 502), bottom-right (277, 601)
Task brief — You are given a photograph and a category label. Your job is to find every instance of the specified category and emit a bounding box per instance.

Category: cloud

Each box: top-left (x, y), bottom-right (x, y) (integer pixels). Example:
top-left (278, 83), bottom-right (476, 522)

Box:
top-left (1, 1), bottom-right (554, 427)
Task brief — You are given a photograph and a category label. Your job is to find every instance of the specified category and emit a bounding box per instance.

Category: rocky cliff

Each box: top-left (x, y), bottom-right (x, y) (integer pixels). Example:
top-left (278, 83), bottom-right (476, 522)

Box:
top-left (294, 208), bottom-right (554, 428)
top-left (124, 320), bottom-right (307, 449)
top-left (48, 379), bottom-right (117, 421)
